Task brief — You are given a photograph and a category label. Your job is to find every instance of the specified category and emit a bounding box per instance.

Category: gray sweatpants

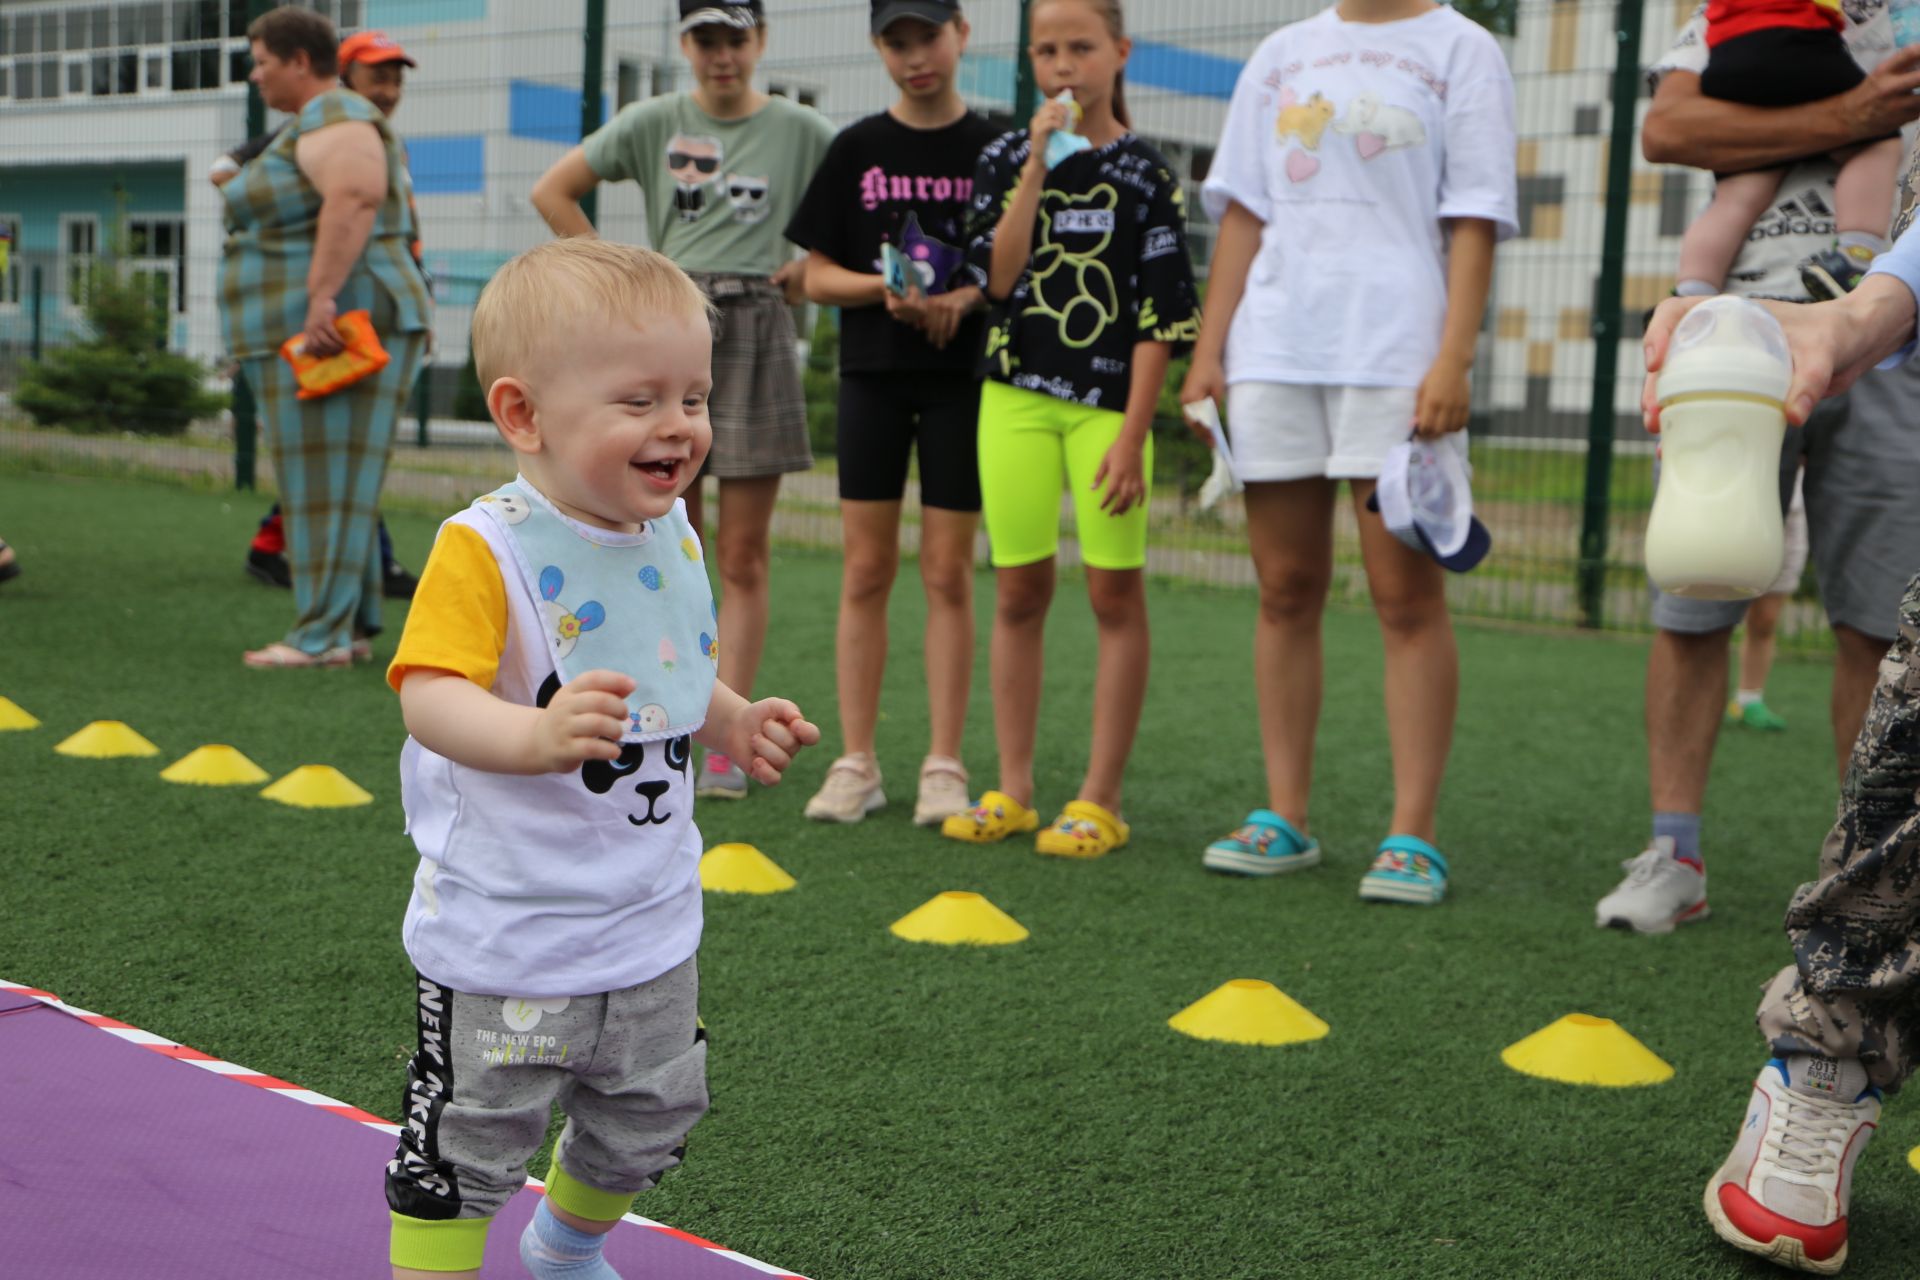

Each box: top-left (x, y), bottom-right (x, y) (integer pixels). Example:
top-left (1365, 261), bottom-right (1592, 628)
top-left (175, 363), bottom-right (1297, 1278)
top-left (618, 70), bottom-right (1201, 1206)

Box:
top-left (385, 957), bottom-right (709, 1223)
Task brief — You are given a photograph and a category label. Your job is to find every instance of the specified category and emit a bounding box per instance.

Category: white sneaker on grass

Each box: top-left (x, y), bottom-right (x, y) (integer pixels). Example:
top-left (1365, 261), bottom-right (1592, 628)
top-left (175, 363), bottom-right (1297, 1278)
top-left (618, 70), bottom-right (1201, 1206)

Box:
top-left (804, 753), bottom-right (885, 823)
top-left (697, 752), bottom-right (749, 800)
top-left (1704, 1054), bottom-right (1880, 1275)
top-left (1595, 838), bottom-right (1708, 933)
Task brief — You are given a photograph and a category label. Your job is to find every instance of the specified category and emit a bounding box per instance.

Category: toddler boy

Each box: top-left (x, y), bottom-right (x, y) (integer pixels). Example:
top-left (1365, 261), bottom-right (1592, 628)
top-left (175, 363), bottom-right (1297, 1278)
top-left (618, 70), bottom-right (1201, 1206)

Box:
top-left (383, 237), bottom-right (818, 1278)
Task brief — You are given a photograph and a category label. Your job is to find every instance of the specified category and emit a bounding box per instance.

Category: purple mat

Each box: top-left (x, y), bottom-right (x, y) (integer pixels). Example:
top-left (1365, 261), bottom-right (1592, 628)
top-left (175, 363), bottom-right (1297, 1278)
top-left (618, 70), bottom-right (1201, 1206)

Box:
top-left (0, 997), bottom-right (796, 1278)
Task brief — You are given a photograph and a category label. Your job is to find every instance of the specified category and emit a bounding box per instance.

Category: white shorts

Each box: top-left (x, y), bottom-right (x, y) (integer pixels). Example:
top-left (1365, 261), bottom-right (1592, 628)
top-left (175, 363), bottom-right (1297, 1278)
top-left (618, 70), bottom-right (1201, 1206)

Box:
top-left (1225, 381), bottom-right (1460, 482)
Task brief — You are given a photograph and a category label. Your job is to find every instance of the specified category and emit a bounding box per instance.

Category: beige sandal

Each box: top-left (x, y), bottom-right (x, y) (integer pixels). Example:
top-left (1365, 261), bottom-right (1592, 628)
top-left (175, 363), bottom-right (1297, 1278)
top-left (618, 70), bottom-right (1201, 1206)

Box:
top-left (242, 642), bottom-right (351, 669)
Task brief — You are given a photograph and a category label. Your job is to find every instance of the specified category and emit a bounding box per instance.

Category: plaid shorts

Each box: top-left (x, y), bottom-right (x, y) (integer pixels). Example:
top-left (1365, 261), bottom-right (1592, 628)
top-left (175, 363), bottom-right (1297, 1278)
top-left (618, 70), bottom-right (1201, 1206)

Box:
top-left (690, 273), bottom-right (812, 480)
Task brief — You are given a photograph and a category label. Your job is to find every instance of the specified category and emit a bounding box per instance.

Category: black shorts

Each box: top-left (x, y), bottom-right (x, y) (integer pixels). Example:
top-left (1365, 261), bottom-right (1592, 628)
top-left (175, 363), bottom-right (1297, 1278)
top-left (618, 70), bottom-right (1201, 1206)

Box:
top-left (836, 370), bottom-right (982, 512)
top-left (1701, 26), bottom-right (1865, 108)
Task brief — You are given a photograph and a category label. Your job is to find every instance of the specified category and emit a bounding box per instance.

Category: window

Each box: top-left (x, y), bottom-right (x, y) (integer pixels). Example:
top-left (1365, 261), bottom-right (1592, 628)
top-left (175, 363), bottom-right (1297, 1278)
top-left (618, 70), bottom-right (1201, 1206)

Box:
top-left (767, 81), bottom-right (819, 109)
top-left (93, 51), bottom-right (138, 95)
top-left (0, 216), bottom-right (21, 308)
top-left (171, 43), bottom-right (221, 92)
top-left (129, 3), bottom-right (167, 46)
top-left (128, 215), bottom-right (187, 314)
top-left (61, 215), bottom-right (98, 311)
top-left (174, 1), bottom-right (221, 43)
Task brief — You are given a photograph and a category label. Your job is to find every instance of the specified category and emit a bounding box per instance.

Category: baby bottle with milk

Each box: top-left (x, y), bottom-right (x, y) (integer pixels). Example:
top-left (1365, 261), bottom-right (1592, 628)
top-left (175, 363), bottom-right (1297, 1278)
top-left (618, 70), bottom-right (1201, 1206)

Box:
top-left (1645, 295), bottom-right (1791, 600)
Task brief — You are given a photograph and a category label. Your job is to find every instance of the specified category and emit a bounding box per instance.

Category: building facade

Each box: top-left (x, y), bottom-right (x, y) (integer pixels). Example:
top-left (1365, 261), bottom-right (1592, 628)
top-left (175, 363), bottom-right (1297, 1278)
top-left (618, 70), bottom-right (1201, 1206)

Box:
top-left (0, 0), bottom-right (1706, 432)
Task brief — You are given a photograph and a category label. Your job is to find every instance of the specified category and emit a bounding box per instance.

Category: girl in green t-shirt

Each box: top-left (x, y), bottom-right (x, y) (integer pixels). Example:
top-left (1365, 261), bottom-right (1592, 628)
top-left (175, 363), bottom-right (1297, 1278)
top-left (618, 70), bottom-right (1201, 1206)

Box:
top-left (531, 0), bottom-right (833, 801)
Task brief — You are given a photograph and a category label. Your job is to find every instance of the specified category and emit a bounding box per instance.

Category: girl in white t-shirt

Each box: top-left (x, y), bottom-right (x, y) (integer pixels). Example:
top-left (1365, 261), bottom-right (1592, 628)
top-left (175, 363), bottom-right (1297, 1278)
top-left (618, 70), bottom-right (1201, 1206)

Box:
top-left (1181, 0), bottom-right (1516, 905)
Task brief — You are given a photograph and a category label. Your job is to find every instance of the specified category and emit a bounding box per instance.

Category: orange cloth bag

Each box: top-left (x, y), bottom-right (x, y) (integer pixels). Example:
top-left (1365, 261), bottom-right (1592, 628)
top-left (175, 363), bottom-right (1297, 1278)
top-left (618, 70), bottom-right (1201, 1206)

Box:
top-left (278, 309), bottom-right (390, 400)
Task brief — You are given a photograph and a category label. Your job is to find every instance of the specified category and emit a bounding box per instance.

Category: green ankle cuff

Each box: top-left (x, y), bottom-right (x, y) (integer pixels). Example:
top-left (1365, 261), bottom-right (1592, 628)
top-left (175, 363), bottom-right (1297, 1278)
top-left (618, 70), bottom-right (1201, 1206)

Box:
top-left (545, 1161), bottom-right (638, 1223)
top-left (389, 1212), bottom-right (493, 1271)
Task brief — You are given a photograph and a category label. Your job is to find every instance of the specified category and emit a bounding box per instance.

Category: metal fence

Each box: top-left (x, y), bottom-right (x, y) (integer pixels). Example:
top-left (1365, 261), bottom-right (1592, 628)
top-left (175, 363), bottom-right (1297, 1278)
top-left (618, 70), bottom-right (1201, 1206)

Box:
top-left (0, 0), bottom-right (1835, 646)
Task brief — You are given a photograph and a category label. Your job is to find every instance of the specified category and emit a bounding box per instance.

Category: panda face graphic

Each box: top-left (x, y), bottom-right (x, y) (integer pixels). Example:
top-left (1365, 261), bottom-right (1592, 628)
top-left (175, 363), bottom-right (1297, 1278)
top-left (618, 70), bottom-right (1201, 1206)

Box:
top-left (726, 174), bottom-right (771, 224)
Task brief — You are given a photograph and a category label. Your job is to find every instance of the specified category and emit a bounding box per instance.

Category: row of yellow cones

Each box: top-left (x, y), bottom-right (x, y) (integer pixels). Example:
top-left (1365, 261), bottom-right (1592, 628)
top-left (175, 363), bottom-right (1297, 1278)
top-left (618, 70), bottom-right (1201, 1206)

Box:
top-left (1, 699), bottom-right (370, 809)
top-left (700, 842), bottom-right (1672, 1086)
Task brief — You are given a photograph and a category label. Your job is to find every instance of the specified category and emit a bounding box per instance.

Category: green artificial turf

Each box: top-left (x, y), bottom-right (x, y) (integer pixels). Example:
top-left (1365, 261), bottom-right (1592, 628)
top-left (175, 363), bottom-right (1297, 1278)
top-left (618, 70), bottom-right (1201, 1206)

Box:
top-left (2, 471), bottom-right (1913, 1278)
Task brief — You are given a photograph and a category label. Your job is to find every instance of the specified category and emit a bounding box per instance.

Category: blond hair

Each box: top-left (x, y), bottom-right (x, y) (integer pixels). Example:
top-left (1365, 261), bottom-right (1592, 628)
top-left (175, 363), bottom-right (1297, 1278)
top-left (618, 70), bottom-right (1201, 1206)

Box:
top-left (471, 238), bottom-right (713, 389)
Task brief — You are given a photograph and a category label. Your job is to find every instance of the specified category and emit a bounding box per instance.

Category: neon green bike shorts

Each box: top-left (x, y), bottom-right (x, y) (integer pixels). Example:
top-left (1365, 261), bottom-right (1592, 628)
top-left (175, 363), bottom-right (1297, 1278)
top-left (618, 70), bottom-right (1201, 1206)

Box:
top-left (976, 379), bottom-right (1153, 571)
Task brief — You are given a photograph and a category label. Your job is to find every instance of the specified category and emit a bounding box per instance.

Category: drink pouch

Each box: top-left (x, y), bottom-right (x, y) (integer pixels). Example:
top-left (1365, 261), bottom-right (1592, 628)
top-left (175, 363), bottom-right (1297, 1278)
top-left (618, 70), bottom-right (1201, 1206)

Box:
top-left (279, 309), bottom-right (390, 400)
top-left (1044, 89), bottom-right (1093, 168)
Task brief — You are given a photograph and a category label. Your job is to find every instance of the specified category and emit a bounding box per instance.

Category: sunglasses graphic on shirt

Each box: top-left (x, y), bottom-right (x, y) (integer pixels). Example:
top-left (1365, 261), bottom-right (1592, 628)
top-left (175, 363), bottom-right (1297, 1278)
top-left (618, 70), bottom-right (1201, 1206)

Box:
top-left (668, 152), bottom-right (721, 174)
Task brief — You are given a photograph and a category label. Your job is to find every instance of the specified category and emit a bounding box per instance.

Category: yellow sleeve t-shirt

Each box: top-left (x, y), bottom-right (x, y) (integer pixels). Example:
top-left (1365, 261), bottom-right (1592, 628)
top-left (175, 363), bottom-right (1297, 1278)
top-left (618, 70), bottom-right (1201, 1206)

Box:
top-left (388, 522), bottom-right (509, 693)
top-left (383, 509), bottom-right (706, 1002)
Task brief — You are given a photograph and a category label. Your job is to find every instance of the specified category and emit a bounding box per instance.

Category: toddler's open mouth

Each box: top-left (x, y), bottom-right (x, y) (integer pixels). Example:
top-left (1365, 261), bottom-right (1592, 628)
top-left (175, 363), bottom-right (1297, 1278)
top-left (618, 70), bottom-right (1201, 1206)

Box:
top-left (635, 458), bottom-right (681, 482)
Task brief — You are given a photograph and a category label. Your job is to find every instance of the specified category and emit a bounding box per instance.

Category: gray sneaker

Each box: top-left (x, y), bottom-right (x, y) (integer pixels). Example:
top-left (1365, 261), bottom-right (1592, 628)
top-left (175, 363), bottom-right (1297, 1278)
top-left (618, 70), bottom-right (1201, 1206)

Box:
top-left (697, 752), bottom-right (749, 799)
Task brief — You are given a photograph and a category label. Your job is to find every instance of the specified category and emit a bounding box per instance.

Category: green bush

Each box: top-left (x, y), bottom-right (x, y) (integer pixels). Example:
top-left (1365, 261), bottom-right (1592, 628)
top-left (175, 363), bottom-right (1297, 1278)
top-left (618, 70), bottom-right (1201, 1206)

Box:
top-left (15, 251), bottom-right (225, 437)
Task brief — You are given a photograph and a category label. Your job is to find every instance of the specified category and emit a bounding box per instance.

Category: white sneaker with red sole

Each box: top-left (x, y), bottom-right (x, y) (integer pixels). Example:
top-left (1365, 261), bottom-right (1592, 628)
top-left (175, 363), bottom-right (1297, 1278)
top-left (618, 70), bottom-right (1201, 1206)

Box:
top-left (1595, 838), bottom-right (1709, 934)
top-left (1704, 1054), bottom-right (1880, 1275)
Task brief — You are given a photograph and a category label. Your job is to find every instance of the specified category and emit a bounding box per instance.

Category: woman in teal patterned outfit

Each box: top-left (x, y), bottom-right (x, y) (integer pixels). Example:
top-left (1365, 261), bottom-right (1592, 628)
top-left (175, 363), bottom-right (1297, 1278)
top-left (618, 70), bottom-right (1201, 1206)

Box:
top-left (223, 7), bottom-right (431, 668)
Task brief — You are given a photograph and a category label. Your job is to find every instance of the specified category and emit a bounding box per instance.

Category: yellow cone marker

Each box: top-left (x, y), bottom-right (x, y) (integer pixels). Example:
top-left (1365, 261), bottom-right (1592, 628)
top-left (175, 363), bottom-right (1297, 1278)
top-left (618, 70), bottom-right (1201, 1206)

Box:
top-left (1501, 1013), bottom-right (1674, 1087)
top-left (261, 765), bottom-right (373, 808)
top-left (0, 697), bottom-right (40, 731)
top-left (161, 745), bottom-right (270, 786)
top-left (700, 843), bottom-right (796, 894)
top-left (1169, 979), bottom-right (1330, 1046)
top-left (889, 891), bottom-right (1028, 945)
top-left (1909, 1145), bottom-right (1920, 1177)
top-left (54, 720), bottom-right (160, 758)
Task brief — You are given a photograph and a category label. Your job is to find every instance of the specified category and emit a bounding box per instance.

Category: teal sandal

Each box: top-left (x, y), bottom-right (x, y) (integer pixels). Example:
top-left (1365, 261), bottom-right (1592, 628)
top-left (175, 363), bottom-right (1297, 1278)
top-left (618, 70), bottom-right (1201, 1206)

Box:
top-left (1358, 835), bottom-right (1449, 905)
top-left (1202, 809), bottom-right (1322, 876)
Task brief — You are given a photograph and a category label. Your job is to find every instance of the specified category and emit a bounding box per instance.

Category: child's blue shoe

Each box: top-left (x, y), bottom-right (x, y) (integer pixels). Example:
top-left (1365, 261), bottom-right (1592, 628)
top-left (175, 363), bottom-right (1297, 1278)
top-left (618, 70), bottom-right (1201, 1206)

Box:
top-left (1358, 835), bottom-right (1449, 904)
top-left (1202, 809), bottom-right (1321, 876)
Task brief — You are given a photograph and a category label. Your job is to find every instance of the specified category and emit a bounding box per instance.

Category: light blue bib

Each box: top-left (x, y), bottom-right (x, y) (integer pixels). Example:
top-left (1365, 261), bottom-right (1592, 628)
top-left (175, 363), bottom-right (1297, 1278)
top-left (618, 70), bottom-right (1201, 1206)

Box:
top-left (473, 478), bottom-right (717, 742)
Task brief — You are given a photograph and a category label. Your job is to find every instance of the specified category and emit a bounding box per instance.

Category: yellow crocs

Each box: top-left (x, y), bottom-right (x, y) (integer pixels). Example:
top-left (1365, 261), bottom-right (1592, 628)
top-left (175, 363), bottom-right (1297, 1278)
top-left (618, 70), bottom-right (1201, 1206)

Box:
top-left (940, 790), bottom-right (1041, 844)
top-left (1035, 800), bottom-right (1130, 858)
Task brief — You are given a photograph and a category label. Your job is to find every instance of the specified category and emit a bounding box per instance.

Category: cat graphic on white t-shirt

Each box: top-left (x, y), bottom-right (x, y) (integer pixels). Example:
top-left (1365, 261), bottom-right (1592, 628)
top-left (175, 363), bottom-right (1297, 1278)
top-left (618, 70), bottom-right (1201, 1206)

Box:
top-left (1334, 93), bottom-right (1426, 159)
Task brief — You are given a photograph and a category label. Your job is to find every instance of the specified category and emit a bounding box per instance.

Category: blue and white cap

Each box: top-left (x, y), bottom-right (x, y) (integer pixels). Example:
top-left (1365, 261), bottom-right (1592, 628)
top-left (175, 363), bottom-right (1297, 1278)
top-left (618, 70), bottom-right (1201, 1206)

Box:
top-left (1369, 438), bottom-right (1491, 573)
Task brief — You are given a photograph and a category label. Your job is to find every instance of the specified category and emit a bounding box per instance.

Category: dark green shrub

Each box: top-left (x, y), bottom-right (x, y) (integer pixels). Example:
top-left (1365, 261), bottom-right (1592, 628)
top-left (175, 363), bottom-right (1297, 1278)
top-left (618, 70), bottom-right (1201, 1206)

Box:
top-left (15, 251), bottom-right (225, 437)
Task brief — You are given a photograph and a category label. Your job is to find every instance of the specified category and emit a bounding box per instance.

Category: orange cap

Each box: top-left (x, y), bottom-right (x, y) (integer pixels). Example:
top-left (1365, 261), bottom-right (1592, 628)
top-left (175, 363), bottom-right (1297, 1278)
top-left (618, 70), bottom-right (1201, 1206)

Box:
top-left (339, 31), bottom-right (416, 68)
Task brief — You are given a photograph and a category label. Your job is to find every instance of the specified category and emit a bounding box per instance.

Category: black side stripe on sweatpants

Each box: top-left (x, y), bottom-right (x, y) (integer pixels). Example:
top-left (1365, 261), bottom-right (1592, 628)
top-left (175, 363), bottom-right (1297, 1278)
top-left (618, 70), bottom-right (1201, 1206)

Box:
top-left (385, 973), bottom-right (463, 1219)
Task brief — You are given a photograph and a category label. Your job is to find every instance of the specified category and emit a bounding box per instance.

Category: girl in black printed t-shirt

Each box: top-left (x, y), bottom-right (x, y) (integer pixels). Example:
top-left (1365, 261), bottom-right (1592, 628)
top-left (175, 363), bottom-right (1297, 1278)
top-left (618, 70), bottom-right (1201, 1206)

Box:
top-left (783, 0), bottom-right (999, 828)
top-left (941, 0), bottom-right (1200, 860)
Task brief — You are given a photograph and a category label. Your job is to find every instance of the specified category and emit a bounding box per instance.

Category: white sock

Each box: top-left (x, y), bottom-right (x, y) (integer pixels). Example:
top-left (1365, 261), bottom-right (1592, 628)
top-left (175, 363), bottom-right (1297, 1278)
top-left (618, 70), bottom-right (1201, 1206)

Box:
top-left (1736, 689), bottom-right (1764, 709)
top-left (1838, 232), bottom-right (1886, 261)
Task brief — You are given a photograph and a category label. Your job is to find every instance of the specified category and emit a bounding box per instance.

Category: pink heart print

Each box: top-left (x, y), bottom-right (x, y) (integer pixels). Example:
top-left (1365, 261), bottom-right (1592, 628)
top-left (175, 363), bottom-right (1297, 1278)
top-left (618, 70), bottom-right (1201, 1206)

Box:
top-left (1285, 149), bottom-right (1319, 183)
top-left (1356, 132), bottom-right (1386, 160)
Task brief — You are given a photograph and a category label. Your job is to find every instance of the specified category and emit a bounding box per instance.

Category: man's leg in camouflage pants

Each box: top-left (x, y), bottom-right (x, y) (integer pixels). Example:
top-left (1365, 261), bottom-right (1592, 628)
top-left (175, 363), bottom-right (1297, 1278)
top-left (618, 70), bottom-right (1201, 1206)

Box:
top-left (1758, 573), bottom-right (1920, 1089)
top-left (1701, 575), bottom-right (1920, 1274)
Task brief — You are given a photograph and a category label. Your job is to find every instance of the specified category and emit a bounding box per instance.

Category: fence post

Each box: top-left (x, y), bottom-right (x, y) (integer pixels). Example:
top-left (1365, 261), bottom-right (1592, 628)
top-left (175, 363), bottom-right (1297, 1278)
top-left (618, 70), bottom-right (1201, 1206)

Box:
top-left (231, 0), bottom-right (272, 492)
top-left (29, 264), bottom-right (43, 362)
top-left (1578, 0), bottom-right (1646, 629)
top-left (1013, 0), bottom-right (1036, 121)
top-left (580, 0), bottom-right (608, 228)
